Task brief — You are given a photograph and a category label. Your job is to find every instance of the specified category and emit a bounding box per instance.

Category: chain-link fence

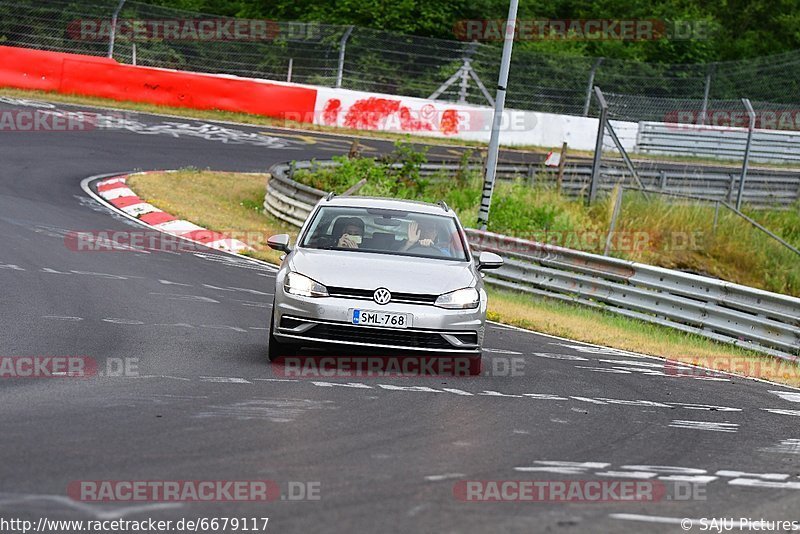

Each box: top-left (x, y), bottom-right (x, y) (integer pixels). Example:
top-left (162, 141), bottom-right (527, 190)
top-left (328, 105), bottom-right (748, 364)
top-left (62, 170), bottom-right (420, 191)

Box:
top-left (3, 0), bottom-right (800, 124)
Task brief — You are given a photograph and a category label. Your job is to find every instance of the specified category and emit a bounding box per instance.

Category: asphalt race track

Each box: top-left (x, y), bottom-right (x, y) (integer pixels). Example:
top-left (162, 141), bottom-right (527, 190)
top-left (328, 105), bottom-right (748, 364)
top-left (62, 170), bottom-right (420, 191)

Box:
top-left (0, 97), bottom-right (799, 533)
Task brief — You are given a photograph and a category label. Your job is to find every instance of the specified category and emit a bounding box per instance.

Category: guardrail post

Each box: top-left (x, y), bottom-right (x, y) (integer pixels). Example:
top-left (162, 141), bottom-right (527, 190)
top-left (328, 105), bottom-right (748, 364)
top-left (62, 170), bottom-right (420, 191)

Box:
top-left (288, 161), bottom-right (296, 181)
top-left (737, 98), bottom-right (756, 210)
top-left (604, 186), bottom-right (624, 255)
top-left (107, 0), bottom-right (127, 59)
top-left (526, 164), bottom-right (535, 187)
top-left (659, 170), bottom-right (667, 190)
top-left (588, 86), bottom-right (608, 205)
top-left (726, 174), bottom-right (736, 203)
top-left (336, 26), bottom-right (354, 88)
top-left (712, 201), bottom-right (720, 234)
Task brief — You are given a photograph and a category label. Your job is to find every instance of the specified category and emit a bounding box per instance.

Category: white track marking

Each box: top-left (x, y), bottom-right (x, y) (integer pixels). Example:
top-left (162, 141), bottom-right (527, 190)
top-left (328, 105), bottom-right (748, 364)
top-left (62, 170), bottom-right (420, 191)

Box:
top-left (770, 390), bottom-right (800, 402)
top-left (758, 439), bottom-right (800, 455)
top-left (424, 473), bottom-right (464, 482)
top-left (609, 514), bottom-right (689, 526)
top-left (762, 408), bottom-right (800, 416)
top-left (669, 420), bottom-right (739, 433)
top-left (199, 377), bottom-right (251, 384)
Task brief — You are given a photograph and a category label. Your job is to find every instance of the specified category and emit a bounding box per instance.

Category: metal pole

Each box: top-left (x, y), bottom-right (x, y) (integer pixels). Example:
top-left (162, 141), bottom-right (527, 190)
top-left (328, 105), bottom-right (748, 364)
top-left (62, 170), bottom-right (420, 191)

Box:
top-left (336, 26), bottom-right (354, 88)
top-left (588, 86), bottom-right (608, 205)
top-left (476, 0), bottom-right (518, 230)
top-left (699, 64), bottom-right (714, 126)
top-left (287, 58), bottom-right (293, 83)
top-left (458, 59), bottom-right (470, 103)
top-left (131, 42), bottom-right (136, 65)
top-left (736, 98), bottom-right (756, 210)
top-left (107, 0), bottom-right (127, 59)
top-left (582, 57), bottom-right (603, 116)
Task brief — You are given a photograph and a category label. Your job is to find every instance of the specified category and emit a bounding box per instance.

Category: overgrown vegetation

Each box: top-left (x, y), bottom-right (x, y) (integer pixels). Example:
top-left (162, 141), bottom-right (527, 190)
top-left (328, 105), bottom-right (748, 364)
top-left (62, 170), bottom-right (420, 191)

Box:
top-left (293, 142), bottom-right (800, 296)
top-left (146, 0), bottom-right (800, 63)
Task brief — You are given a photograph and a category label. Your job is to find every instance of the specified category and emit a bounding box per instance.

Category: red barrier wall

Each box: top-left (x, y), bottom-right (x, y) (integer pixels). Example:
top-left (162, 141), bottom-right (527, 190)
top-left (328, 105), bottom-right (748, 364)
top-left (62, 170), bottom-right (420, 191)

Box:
top-left (0, 46), bottom-right (317, 119)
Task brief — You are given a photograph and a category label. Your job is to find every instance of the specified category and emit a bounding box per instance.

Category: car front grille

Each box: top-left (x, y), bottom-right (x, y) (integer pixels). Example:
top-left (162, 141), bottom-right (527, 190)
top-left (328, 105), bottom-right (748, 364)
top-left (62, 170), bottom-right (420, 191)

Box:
top-left (326, 286), bottom-right (438, 305)
top-left (283, 319), bottom-right (472, 350)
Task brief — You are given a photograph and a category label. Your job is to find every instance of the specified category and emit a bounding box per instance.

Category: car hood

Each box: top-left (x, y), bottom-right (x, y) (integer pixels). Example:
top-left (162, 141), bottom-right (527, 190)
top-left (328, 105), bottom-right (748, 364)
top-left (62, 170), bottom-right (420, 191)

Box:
top-left (289, 248), bottom-right (475, 295)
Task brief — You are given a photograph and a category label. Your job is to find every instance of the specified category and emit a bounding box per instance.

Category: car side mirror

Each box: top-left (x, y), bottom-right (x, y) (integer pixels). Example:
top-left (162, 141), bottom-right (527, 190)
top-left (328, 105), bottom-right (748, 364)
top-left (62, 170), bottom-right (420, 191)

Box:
top-left (267, 234), bottom-right (292, 253)
top-left (477, 251), bottom-right (503, 270)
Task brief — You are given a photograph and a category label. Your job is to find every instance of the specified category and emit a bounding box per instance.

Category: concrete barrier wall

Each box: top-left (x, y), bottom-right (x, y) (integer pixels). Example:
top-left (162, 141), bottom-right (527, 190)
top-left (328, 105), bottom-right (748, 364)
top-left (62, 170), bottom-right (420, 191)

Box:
top-left (0, 45), bottom-right (638, 151)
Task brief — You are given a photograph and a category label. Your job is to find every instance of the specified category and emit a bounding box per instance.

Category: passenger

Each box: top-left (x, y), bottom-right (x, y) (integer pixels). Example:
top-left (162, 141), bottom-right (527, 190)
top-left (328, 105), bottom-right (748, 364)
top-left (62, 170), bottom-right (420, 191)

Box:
top-left (400, 221), bottom-right (451, 257)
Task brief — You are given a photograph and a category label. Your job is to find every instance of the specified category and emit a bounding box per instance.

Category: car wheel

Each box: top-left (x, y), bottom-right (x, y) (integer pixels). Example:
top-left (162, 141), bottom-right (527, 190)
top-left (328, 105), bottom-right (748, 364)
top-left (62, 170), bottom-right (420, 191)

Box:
top-left (268, 310), bottom-right (295, 361)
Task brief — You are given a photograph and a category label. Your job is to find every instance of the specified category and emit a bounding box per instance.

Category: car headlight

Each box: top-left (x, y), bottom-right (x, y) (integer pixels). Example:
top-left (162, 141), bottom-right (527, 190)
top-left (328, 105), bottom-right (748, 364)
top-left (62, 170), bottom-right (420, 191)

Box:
top-left (284, 272), bottom-right (328, 297)
top-left (435, 287), bottom-right (480, 309)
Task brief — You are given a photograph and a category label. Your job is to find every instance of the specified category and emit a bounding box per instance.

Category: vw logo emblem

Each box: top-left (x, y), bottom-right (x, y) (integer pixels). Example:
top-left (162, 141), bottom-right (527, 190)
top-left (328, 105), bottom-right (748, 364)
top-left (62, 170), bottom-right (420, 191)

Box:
top-left (373, 288), bottom-right (392, 305)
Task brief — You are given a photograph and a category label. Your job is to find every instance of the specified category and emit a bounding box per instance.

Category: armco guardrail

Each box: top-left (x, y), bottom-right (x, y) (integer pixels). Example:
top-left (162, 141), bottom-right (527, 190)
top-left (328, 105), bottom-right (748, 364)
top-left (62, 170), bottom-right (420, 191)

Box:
top-left (637, 122), bottom-right (800, 165)
top-left (426, 161), bottom-right (800, 207)
top-left (265, 160), bottom-right (800, 360)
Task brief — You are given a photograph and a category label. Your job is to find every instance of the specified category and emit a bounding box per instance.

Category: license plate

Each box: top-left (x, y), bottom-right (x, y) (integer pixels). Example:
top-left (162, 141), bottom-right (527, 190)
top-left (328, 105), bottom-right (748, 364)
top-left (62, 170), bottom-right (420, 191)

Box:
top-left (351, 309), bottom-right (412, 329)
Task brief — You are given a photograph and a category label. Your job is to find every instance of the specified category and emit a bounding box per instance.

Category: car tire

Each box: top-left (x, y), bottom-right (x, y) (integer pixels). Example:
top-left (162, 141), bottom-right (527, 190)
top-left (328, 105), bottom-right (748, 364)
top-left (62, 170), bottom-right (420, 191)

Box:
top-left (268, 310), bottom-right (296, 361)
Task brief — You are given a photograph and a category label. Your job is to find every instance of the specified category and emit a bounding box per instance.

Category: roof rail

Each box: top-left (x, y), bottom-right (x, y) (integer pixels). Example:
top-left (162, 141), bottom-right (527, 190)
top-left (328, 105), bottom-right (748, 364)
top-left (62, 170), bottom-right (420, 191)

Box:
top-left (436, 200), bottom-right (449, 212)
top-left (325, 192), bottom-right (336, 201)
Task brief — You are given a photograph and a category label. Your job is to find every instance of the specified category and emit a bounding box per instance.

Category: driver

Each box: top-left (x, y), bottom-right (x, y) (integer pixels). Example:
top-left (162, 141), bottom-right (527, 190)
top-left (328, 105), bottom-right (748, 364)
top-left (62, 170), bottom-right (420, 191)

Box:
top-left (400, 221), bottom-right (451, 256)
top-left (334, 217), bottom-right (365, 249)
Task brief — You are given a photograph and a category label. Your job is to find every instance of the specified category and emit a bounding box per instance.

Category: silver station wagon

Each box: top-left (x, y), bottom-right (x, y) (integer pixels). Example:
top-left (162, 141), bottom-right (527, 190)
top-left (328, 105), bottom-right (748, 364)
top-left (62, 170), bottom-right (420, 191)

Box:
top-left (266, 196), bottom-right (503, 368)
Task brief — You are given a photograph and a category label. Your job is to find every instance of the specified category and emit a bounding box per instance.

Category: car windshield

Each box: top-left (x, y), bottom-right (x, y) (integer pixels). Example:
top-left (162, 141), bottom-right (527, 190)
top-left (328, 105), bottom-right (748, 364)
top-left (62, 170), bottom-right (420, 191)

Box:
top-left (301, 206), bottom-right (469, 261)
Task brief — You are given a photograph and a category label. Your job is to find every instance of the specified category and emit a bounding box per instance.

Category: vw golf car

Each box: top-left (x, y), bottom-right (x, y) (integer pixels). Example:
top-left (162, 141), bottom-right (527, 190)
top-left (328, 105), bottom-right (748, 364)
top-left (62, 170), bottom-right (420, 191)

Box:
top-left (266, 195), bottom-right (503, 369)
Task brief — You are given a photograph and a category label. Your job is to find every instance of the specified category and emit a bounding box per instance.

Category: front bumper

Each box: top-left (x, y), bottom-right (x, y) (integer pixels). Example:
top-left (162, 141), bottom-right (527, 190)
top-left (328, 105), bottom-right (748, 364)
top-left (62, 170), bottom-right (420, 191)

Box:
top-left (273, 291), bottom-right (485, 353)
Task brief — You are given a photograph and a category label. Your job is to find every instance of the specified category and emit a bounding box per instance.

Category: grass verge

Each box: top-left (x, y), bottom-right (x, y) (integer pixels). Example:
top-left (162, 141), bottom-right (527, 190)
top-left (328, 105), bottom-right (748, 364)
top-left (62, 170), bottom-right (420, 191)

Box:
top-left (127, 168), bottom-right (800, 387)
top-left (296, 152), bottom-right (800, 296)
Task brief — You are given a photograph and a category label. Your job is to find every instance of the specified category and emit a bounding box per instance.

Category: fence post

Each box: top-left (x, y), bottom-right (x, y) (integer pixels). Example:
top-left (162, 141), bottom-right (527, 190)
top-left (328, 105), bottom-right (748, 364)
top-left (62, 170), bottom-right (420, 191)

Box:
top-left (699, 64), bottom-right (714, 126)
top-left (737, 98), bottom-right (756, 210)
top-left (287, 58), bottom-right (293, 82)
top-left (582, 58), bottom-right (603, 116)
top-left (556, 141), bottom-right (568, 193)
top-left (107, 0), bottom-right (127, 59)
top-left (336, 26), bottom-right (354, 88)
top-left (588, 86), bottom-right (608, 205)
